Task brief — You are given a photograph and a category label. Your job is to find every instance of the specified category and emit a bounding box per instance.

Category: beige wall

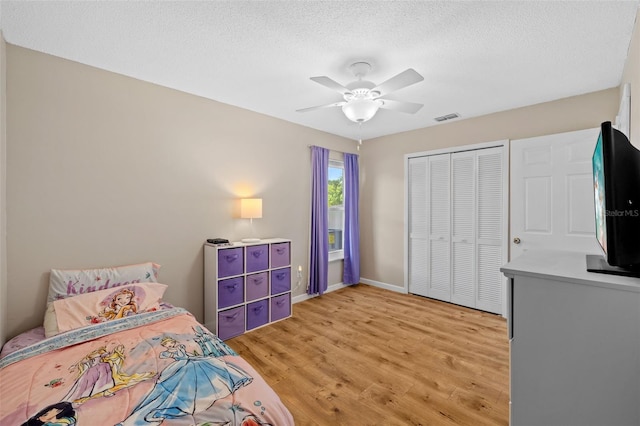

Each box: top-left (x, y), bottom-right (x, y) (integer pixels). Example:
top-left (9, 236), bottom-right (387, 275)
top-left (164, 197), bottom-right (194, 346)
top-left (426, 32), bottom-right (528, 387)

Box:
top-left (0, 34), bottom-right (6, 347)
top-left (359, 88), bottom-right (619, 290)
top-left (4, 11), bottom-right (637, 341)
top-left (622, 8), bottom-right (640, 141)
top-left (6, 45), bottom-right (354, 339)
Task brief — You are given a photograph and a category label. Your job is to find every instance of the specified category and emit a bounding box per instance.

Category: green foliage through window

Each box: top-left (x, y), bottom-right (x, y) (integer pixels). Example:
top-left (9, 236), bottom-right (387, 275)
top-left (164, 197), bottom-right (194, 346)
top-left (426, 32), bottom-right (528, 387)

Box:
top-left (328, 175), bottom-right (343, 206)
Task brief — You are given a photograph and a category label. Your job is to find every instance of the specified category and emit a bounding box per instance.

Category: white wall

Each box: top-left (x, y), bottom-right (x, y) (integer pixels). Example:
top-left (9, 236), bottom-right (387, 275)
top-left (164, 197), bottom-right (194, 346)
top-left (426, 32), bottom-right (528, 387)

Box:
top-left (622, 8), bottom-right (640, 141)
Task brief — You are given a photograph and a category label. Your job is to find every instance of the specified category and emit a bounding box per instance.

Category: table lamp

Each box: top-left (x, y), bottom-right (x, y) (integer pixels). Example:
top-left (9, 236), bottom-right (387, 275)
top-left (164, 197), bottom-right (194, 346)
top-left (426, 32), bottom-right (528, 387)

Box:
top-left (240, 198), bottom-right (262, 243)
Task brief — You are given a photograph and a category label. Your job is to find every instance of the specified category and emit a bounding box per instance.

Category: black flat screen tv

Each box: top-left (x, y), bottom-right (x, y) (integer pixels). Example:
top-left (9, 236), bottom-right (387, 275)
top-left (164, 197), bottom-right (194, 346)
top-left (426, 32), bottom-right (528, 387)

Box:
top-left (587, 121), bottom-right (640, 277)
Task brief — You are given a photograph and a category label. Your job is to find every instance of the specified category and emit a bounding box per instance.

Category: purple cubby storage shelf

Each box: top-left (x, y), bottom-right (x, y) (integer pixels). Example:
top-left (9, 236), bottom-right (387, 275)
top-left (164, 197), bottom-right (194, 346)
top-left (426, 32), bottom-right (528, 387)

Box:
top-left (205, 239), bottom-right (292, 341)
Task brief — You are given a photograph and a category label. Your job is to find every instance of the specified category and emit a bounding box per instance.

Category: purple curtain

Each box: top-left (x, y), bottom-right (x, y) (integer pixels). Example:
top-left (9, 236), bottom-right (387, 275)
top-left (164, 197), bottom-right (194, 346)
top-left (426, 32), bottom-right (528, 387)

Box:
top-left (309, 146), bottom-right (329, 295)
top-left (343, 153), bottom-right (360, 284)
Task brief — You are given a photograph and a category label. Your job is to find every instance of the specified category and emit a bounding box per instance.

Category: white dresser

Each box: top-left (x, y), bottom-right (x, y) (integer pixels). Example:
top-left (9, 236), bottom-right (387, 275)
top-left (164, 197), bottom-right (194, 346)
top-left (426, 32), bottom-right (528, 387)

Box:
top-left (501, 250), bottom-right (640, 426)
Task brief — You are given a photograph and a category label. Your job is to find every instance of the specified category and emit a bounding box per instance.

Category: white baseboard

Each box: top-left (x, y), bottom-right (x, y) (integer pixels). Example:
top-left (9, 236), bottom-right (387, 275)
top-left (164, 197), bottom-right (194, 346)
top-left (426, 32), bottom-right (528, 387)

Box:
top-left (291, 282), bottom-right (350, 304)
top-left (359, 277), bottom-right (407, 294)
top-left (291, 278), bottom-right (406, 304)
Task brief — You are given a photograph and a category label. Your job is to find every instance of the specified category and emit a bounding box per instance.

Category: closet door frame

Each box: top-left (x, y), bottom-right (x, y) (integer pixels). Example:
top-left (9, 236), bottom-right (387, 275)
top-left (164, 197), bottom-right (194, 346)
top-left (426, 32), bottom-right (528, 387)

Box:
top-left (404, 139), bottom-right (510, 316)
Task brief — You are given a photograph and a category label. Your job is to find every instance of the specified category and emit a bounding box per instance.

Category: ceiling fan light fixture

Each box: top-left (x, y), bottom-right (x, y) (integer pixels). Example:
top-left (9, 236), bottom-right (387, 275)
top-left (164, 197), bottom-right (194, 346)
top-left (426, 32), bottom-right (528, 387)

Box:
top-left (300, 64), bottom-right (424, 123)
top-left (342, 99), bottom-right (381, 123)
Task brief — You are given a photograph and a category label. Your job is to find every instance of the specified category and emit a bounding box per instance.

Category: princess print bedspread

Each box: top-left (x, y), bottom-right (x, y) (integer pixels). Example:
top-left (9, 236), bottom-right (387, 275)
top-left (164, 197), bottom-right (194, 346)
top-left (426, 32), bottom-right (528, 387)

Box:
top-left (0, 308), bottom-right (294, 425)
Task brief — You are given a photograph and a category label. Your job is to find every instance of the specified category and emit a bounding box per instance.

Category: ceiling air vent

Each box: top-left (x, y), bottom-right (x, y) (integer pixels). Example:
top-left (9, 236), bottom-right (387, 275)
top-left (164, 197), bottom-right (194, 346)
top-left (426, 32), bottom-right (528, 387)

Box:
top-left (434, 113), bottom-right (460, 122)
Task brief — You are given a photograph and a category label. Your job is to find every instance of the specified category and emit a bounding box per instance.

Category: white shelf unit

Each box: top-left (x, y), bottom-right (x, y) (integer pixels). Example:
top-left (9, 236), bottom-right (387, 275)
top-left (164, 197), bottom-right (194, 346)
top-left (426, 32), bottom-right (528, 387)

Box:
top-left (204, 238), bottom-right (292, 340)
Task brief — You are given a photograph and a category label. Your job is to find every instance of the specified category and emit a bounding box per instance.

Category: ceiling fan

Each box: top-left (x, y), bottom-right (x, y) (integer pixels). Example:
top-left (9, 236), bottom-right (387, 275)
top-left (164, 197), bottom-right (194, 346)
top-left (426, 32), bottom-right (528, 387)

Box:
top-left (297, 61), bottom-right (424, 123)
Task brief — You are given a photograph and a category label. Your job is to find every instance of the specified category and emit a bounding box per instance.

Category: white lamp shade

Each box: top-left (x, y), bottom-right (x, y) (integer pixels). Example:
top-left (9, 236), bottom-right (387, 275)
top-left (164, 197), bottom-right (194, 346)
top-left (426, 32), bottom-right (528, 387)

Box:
top-left (342, 99), bottom-right (380, 123)
top-left (240, 198), bottom-right (262, 219)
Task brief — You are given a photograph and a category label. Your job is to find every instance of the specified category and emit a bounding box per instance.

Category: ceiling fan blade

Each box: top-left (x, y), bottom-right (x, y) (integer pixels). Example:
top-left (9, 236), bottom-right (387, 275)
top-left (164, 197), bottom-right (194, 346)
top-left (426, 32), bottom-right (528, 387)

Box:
top-left (296, 101), bottom-right (346, 113)
top-left (310, 76), bottom-right (352, 96)
top-left (379, 99), bottom-right (423, 114)
top-left (371, 69), bottom-right (424, 97)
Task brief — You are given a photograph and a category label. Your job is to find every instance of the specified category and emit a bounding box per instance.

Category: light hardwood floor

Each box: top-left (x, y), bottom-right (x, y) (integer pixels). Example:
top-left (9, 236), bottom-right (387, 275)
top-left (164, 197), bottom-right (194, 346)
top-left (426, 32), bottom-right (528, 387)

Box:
top-left (226, 284), bottom-right (509, 426)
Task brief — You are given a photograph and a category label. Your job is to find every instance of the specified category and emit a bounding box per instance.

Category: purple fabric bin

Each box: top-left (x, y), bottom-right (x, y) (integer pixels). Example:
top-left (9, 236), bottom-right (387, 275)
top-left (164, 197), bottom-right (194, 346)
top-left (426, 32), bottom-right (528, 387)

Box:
top-left (246, 300), bottom-right (269, 330)
top-left (270, 242), bottom-right (290, 268)
top-left (217, 277), bottom-right (244, 309)
top-left (270, 267), bottom-right (291, 295)
top-left (217, 306), bottom-right (245, 340)
top-left (271, 293), bottom-right (291, 322)
top-left (246, 244), bottom-right (269, 273)
top-left (246, 272), bottom-right (269, 301)
top-left (217, 247), bottom-right (244, 278)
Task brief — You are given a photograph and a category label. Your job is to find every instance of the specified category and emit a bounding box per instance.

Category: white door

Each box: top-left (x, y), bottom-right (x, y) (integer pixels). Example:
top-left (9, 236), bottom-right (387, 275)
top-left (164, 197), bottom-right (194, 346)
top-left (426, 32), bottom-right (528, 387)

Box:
top-left (475, 147), bottom-right (505, 314)
top-left (451, 151), bottom-right (476, 307)
top-left (407, 156), bottom-right (428, 297)
top-left (510, 128), bottom-right (601, 259)
top-left (427, 154), bottom-right (451, 301)
top-left (407, 142), bottom-right (508, 315)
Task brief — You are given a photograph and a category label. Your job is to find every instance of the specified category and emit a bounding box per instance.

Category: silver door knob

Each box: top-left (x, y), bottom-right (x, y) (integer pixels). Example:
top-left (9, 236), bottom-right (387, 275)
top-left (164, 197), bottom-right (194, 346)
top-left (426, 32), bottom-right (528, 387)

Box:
top-left (513, 237), bottom-right (521, 245)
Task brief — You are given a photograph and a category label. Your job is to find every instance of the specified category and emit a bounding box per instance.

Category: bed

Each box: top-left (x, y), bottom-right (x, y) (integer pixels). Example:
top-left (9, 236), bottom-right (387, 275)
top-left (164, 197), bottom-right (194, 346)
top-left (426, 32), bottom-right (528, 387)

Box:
top-left (0, 262), bottom-right (294, 426)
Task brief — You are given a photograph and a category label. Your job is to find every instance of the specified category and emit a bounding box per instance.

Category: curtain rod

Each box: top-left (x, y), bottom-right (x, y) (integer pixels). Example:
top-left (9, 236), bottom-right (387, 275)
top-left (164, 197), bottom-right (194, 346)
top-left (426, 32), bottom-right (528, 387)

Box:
top-left (307, 144), bottom-right (359, 155)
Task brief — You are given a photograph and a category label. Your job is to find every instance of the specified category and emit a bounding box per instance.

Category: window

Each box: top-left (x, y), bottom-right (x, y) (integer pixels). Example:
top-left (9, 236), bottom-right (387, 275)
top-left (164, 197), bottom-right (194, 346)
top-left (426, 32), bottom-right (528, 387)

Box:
top-left (328, 159), bottom-right (344, 261)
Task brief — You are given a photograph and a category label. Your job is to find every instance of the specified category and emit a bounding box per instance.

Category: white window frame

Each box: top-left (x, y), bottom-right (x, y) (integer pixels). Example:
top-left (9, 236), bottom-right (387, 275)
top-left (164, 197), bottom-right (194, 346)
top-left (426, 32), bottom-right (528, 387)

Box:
top-left (328, 159), bottom-right (345, 262)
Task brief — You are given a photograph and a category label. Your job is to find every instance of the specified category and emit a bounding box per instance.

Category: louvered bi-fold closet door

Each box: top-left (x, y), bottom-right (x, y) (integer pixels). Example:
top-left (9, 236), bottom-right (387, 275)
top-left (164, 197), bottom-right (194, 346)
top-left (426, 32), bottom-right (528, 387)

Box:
top-left (451, 151), bottom-right (476, 307)
top-left (407, 146), bottom-right (504, 314)
top-left (408, 156), bottom-right (429, 297)
top-left (475, 147), bottom-right (504, 314)
top-left (427, 154), bottom-right (451, 301)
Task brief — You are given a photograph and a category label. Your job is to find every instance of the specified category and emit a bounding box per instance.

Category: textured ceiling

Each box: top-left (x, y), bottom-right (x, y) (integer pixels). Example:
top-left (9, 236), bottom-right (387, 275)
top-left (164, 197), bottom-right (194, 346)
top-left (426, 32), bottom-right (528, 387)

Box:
top-left (1, 1), bottom-right (639, 141)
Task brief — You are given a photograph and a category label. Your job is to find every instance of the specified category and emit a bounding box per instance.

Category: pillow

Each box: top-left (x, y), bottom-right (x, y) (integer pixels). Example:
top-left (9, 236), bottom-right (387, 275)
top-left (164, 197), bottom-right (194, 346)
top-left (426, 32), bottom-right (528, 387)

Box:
top-left (44, 282), bottom-right (168, 337)
top-left (47, 262), bottom-right (161, 303)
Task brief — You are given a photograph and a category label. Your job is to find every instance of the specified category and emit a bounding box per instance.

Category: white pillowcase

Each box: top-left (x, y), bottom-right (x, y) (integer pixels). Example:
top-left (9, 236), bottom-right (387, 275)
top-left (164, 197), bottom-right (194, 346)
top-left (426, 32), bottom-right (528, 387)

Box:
top-left (47, 262), bottom-right (160, 303)
top-left (44, 282), bottom-right (168, 338)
